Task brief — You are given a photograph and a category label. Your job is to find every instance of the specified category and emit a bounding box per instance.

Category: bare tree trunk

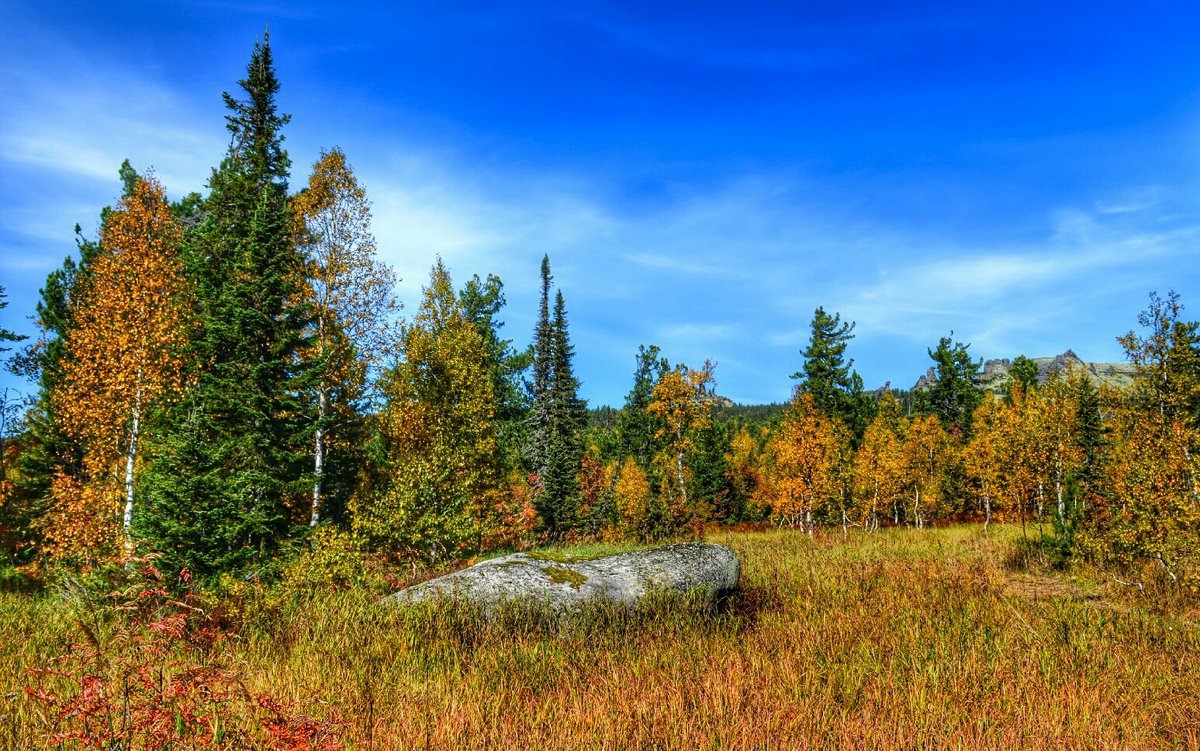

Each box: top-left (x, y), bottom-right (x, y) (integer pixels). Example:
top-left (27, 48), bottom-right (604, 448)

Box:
top-left (983, 484), bottom-right (992, 536)
top-left (1036, 480), bottom-right (1046, 541)
top-left (676, 445), bottom-right (687, 509)
top-left (1055, 454), bottom-right (1065, 528)
top-left (310, 388), bottom-right (327, 526)
top-left (123, 374), bottom-right (142, 561)
top-left (871, 479), bottom-right (880, 533)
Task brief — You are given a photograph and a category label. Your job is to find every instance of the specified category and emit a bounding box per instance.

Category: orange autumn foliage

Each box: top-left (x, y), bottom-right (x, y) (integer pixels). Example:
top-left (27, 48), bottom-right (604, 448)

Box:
top-left (50, 176), bottom-right (191, 563)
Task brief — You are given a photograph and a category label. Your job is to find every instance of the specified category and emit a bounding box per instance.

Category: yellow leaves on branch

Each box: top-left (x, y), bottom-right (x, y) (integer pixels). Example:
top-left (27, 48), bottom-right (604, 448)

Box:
top-left (352, 260), bottom-right (499, 557)
top-left (852, 392), bottom-right (905, 529)
top-left (761, 393), bottom-right (849, 531)
top-left (291, 147), bottom-right (400, 393)
top-left (1097, 404), bottom-right (1200, 579)
top-left (41, 470), bottom-right (120, 564)
top-left (901, 415), bottom-right (950, 527)
top-left (613, 457), bottom-right (652, 538)
top-left (647, 362), bottom-right (715, 449)
top-left (647, 360), bottom-right (715, 516)
top-left (59, 177), bottom-right (189, 446)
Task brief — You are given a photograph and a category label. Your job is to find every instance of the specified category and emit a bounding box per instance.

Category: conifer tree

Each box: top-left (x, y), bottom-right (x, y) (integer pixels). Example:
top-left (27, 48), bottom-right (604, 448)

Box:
top-left (690, 420), bottom-right (733, 521)
top-left (617, 345), bottom-right (669, 469)
top-left (1071, 372), bottom-right (1106, 508)
top-left (1008, 354), bottom-right (1039, 397)
top-left (918, 334), bottom-right (984, 438)
top-left (526, 255), bottom-right (554, 482)
top-left (140, 35), bottom-right (310, 578)
top-left (524, 256), bottom-right (586, 538)
top-left (792, 307), bottom-right (870, 441)
top-left (458, 273), bottom-right (531, 472)
top-left (540, 290), bottom-right (586, 534)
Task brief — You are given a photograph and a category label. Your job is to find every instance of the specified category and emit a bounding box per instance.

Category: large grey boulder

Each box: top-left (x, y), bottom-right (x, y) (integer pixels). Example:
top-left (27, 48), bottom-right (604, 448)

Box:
top-left (385, 542), bottom-right (739, 612)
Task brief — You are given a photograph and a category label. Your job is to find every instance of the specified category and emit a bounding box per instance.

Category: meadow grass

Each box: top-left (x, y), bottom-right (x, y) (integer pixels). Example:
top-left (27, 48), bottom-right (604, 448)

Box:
top-left (2, 525), bottom-right (1198, 749)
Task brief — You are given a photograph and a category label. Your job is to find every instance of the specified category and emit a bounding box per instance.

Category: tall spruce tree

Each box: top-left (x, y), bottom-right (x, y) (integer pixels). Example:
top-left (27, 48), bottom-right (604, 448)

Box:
top-left (1072, 373), bottom-right (1106, 504)
top-left (540, 290), bottom-right (586, 533)
top-left (792, 307), bottom-right (869, 441)
top-left (689, 419), bottom-right (733, 522)
top-left (140, 35), bottom-right (311, 578)
top-left (526, 256), bottom-right (554, 481)
top-left (525, 257), bottom-right (585, 537)
top-left (1008, 354), bottom-right (1039, 397)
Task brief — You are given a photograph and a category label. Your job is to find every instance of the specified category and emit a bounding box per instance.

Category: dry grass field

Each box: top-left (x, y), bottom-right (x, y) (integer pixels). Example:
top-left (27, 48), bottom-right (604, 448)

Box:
top-left (2, 525), bottom-right (1198, 749)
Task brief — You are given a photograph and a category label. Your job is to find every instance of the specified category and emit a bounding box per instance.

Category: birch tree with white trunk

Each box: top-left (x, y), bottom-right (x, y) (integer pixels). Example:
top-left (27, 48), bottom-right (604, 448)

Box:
top-left (292, 147), bottom-right (400, 526)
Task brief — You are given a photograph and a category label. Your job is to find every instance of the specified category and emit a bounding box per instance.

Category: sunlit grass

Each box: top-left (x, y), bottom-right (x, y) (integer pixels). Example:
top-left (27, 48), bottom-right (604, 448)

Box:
top-left (3, 525), bottom-right (1199, 749)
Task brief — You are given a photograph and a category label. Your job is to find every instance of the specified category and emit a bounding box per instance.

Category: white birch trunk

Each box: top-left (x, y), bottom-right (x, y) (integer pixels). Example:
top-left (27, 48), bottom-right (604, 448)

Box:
top-left (310, 389), bottom-right (327, 526)
top-left (123, 374), bottom-right (142, 561)
top-left (983, 482), bottom-right (992, 535)
top-left (871, 479), bottom-right (880, 533)
top-left (1055, 470), bottom-right (1065, 527)
top-left (675, 436), bottom-right (687, 508)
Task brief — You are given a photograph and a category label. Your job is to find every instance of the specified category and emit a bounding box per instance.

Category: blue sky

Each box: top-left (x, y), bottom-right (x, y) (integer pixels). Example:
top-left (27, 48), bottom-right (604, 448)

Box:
top-left (2, 2), bottom-right (1199, 406)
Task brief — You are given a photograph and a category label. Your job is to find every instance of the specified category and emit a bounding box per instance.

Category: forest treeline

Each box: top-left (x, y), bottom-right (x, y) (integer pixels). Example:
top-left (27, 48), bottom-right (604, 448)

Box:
top-left (0, 38), bottom-right (1197, 595)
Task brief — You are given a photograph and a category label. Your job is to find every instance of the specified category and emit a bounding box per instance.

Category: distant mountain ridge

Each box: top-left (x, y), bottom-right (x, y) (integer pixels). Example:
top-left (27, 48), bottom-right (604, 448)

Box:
top-left (910, 349), bottom-right (1137, 392)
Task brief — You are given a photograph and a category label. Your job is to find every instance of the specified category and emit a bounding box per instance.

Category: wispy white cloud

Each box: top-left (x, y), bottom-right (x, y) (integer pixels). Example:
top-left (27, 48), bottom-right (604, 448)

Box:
top-left (1094, 186), bottom-right (1161, 215)
top-left (624, 253), bottom-right (726, 276)
top-left (0, 66), bottom-right (219, 195)
top-left (351, 144), bottom-right (1199, 400)
top-left (0, 22), bottom-right (222, 261)
top-left (653, 322), bottom-right (740, 343)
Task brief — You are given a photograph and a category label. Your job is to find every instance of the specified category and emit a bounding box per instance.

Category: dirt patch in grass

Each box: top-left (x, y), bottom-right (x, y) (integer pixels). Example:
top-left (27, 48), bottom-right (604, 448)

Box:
top-left (1004, 573), bottom-right (1092, 602)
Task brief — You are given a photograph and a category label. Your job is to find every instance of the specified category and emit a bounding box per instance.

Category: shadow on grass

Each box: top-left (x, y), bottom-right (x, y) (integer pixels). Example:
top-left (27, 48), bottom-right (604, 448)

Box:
top-left (385, 582), bottom-right (771, 650)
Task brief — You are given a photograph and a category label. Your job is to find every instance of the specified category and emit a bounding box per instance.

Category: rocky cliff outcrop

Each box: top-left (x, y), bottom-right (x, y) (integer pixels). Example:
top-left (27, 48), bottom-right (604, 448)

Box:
top-left (911, 350), bottom-right (1136, 391)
